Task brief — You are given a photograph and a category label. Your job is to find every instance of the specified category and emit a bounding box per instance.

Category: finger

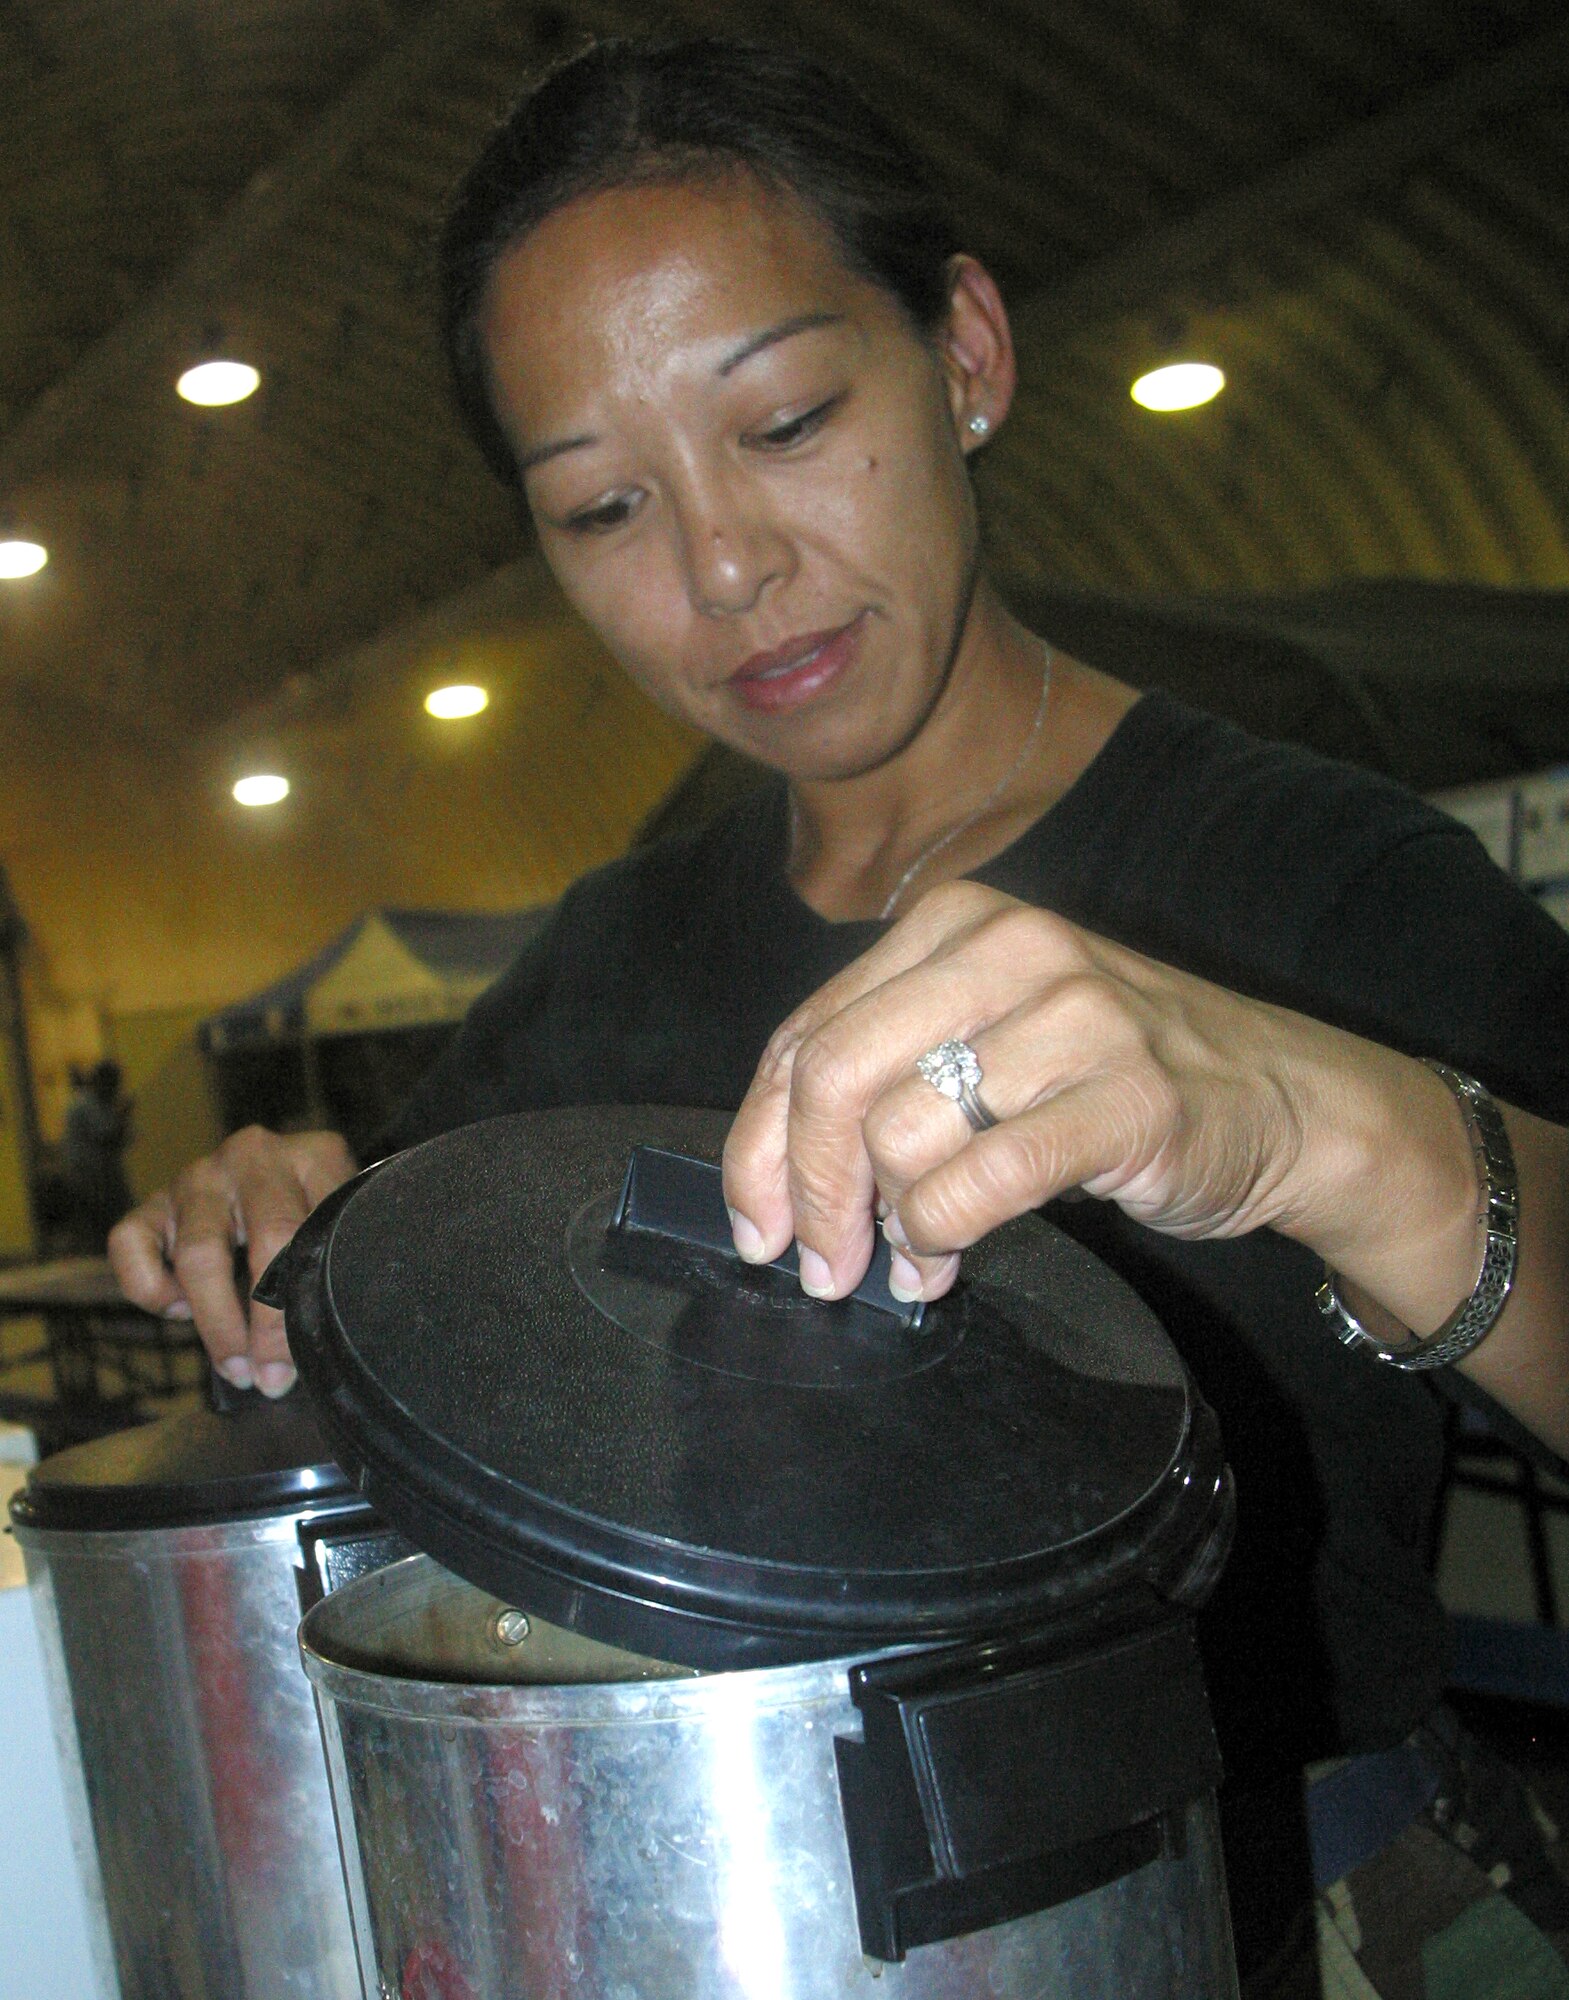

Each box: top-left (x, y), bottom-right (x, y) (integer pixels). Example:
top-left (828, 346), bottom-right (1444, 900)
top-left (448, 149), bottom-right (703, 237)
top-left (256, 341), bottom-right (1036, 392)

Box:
top-left (167, 1182), bottom-right (255, 1378)
top-left (780, 941), bottom-right (1056, 1295)
top-left (108, 1193), bottom-right (186, 1315)
top-left (723, 882), bottom-right (1015, 1257)
top-left (896, 1068), bottom-right (1182, 1256)
top-left (232, 1139), bottom-right (351, 1394)
top-left (864, 1062), bottom-right (976, 1212)
top-left (242, 1146), bottom-right (355, 1398)
top-left (886, 1244), bottom-right (962, 1304)
top-left (868, 1062), bottom-right (998, 1302)
top-left (785, 1036), bottom-right (881, 1297)
top-left (867, 978), bottom-right (1160, 1282)
top-left (894, 1114), bottom-right (1078, 1257)
top-left (293, 1130), bottom-right (358, 1206)
top-left (778, 1010), bottom-right (974, 1298)
top-left (722, 1024), bottom-right (801, 1262)
top-left (863, 974), bottom-right (1101, 1208)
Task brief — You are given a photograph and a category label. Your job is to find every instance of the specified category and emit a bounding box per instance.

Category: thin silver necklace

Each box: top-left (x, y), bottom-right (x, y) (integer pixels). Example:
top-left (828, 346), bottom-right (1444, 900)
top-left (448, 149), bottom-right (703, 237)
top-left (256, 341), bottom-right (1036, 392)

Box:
top-left (784, 651), bottom-right (1055, 920)
top-left (875, 647), bottom-right (1054, 920)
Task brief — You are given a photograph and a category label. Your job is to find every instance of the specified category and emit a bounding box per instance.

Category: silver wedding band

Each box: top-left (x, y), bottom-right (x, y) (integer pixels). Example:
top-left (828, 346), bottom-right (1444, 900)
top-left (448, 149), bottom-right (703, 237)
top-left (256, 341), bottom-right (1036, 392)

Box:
top-left (915, 1039), bottom-right (999, 1134)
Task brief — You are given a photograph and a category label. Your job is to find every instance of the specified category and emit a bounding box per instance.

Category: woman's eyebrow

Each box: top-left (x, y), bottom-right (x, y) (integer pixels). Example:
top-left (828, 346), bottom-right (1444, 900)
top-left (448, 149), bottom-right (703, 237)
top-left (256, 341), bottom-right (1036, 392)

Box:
top-left (517, 313), bottom-right (846, 473)
top-left (517, 430), bottom-right (597, 475)
top-left (717, 311), bottom-right (845, 377)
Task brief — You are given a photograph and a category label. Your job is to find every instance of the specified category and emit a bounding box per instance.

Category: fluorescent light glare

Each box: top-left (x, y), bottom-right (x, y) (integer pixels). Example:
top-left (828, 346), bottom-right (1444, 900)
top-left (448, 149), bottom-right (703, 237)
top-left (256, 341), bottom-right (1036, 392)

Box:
top-left (425, 683), bottom-right (489, 720)
top-left (233, 774), bottom-right (289, 808)
top-left (178, 360), bottom-right (261, 407)
top-left (0, 539), bottom-right (47, 579)
top-left (1131, 361), bottom-right (1225, 412)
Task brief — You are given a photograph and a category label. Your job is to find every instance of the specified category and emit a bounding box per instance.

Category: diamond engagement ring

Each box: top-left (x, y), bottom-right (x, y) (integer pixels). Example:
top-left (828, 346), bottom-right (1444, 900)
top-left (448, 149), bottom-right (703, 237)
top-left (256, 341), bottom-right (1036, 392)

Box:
top-left (915, 1039), bottom-right (999, 1133)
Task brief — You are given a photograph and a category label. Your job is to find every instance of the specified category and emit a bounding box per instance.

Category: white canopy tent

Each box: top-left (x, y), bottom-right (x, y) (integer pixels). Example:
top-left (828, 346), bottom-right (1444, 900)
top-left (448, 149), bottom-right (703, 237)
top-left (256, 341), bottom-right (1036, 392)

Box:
top-left (200, 907), bottom-right (547, 1055)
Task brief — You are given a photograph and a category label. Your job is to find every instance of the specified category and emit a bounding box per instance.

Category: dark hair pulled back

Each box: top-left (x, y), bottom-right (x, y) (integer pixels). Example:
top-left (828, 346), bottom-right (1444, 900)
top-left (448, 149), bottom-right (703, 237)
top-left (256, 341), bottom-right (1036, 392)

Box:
top-left (440, 35), bottom-right (962, 490)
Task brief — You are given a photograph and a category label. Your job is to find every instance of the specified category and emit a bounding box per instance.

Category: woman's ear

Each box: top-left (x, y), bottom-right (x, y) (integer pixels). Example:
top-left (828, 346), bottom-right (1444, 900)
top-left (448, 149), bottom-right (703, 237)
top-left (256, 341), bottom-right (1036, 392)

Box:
top-left (938, 254), bottom-right (1017, 452)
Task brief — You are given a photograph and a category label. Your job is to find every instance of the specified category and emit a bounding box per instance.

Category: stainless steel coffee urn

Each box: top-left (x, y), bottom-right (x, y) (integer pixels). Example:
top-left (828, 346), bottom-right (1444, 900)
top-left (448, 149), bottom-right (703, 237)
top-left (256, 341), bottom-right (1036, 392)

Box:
top-left (267, 1105), bottom-right (1242, 2000)
top-left (9, 1394), bottom-right (406, 2000)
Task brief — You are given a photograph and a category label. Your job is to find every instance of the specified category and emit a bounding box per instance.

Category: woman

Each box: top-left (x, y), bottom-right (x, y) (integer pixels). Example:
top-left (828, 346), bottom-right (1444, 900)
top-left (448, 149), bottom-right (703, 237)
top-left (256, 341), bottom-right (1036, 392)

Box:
top-left (112, 36), bottom-right (1569, 1994)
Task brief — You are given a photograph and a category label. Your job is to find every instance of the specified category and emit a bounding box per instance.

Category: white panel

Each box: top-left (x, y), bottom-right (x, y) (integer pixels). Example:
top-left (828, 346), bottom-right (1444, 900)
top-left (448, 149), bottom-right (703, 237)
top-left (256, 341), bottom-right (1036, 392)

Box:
top-left (1430, 784), bottom-right (1516, 873)
top-left (1536, 879), bottom-right (1569, 933)
top-left (0, 1420), bottom-right (36, 1467)
top-left (1435, 1484), bottom-right (1543, 1625)
top-left (0, 1553), bottom-right (119, 1999)
top-left (1517, 770), bottom-right (1569, 883)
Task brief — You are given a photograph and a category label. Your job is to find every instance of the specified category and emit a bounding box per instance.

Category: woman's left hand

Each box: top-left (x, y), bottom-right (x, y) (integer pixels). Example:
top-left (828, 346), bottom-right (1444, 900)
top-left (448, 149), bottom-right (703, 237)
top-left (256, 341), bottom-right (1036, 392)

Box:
top-left (722, 881), bottom-right (1479, 1319)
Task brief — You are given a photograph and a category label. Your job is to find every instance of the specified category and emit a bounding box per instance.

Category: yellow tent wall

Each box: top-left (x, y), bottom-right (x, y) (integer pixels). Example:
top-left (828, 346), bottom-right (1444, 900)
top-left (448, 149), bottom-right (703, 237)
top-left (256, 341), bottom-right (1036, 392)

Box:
top-left (110, 1004), bottom-right (224, 1205)
top-left (0, 1024), bottom-right (34, 1258)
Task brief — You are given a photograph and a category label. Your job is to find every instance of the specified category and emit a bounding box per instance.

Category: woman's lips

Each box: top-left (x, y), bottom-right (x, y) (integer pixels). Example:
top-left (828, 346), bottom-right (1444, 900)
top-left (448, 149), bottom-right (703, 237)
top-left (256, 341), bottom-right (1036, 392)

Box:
top-left (727, 616), bottom-right (864, 714)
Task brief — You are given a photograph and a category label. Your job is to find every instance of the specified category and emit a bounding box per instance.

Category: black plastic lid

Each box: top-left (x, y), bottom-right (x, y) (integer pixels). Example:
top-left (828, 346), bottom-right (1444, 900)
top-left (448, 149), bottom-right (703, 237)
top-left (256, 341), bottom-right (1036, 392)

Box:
top-left (10, 1392), bottom-right (354, 1531)
top-left (275, 1106), bottom-right (1228, 1669)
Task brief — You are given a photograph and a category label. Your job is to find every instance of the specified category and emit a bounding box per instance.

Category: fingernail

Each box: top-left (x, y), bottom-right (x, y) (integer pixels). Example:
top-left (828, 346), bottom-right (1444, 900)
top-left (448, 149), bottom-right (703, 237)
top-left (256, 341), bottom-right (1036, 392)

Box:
top-left (797, 1246), bottom-right (835, 1298)
top-left (890, 1251), bottom-right (961, 1303)
top-left (257, 1362), bottom-right (297, 1399)
top-left (162, 1299), bottom-right (194, 1320)
top-left (219, 1356), bottom-right (254, 1390)
top-left (926, 1253), bottom-right (962, 1296)
top-left (888, 1251), bottom-right (923, 1302)
top-left (729, 1209), bottom-right (766, 1262)
top-left (881, 1211), bottom-right (910, 1249)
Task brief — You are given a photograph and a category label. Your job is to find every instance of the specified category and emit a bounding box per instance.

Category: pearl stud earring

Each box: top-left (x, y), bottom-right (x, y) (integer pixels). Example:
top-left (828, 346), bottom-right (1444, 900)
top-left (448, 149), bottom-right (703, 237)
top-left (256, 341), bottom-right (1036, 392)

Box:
top-left (967, 414), bottom-right (991, 437)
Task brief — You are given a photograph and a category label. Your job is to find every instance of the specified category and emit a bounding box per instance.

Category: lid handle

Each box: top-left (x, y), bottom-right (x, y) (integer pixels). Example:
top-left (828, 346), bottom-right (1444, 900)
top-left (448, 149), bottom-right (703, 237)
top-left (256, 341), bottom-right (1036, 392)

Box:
top-left (611, 1146), bottom-right (922, 1330)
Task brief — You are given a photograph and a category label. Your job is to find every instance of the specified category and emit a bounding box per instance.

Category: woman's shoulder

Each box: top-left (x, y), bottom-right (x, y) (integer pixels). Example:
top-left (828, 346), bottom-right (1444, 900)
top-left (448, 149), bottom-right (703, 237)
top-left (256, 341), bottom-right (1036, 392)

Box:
top-left (1094, 690), bottom-right (1447, 846)
top-left (1059, 689), bottom-right (1468, 902)
top-left (1007, 690), bottom-right (1522, 1003)
top-left (1040, 691), bottom-right (1569, 1105)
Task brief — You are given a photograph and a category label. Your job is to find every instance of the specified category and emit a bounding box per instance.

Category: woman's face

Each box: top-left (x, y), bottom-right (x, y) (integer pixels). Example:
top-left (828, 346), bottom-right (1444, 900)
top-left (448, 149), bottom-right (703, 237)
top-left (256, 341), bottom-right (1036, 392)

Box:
top-left (478, 173), bottom-right (991, 782)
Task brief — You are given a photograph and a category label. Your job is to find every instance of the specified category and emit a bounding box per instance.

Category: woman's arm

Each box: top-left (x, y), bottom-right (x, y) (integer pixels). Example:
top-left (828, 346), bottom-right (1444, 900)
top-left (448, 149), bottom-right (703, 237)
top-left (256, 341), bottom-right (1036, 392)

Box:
top-left (1327, 1092), bottom-right (1569, 1458)
top-left (721, 881), bottom-right (1569, 1457)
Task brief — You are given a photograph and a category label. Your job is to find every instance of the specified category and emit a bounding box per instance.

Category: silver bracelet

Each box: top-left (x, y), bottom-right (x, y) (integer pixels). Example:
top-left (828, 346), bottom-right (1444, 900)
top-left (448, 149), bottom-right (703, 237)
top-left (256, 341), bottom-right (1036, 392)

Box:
top-left (1314, 1061), bottom-right (1518, 1371)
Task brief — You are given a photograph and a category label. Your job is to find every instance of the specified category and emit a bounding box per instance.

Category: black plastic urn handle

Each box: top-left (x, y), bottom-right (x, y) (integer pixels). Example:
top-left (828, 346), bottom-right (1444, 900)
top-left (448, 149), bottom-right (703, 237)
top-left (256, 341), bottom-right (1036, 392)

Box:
top-left (611, 1145), bottom-right (924, 1330)
top-left (294, 1512), bottom-right (417, 1615)
top-left (833, 1611), bottom-right (1224, 1962)
top-left (251, 1241), bottom-right (294, 1313)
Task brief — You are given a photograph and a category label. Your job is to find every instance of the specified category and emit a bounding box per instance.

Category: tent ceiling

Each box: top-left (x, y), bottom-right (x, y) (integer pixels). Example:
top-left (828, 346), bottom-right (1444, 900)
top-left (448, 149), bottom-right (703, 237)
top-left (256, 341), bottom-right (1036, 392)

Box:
top-left (1, 0), bottom-right (1566, 778)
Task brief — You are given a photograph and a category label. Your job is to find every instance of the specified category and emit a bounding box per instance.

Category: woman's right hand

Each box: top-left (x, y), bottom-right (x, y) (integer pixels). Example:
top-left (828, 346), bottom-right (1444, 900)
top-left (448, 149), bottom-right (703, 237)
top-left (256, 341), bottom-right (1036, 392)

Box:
top-left (108, 1127), bottom-right (357, 1396)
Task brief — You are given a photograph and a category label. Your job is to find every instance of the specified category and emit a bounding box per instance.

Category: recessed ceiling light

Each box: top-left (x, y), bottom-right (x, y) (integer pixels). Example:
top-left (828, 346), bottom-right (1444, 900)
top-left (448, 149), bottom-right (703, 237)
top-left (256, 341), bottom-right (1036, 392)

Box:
top-left (233, 774), bottom-right (290, 807)
top-left (1131, 362), bottom-right (1225, 412)
top-left (178, 360), bottom-right (261, 407)
top-left (425, 684), bottom-right (490, 720)
top-left (0, 539), bottom-right (47, 579)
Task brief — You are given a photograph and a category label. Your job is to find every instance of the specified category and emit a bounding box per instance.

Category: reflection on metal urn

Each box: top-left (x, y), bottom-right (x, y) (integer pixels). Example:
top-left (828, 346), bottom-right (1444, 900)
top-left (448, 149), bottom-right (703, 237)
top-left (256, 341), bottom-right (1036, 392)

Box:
top-left (305, 1558), bottom-right (1238, 1999)
top-left (9, 1395), bottom-right (407, 1999)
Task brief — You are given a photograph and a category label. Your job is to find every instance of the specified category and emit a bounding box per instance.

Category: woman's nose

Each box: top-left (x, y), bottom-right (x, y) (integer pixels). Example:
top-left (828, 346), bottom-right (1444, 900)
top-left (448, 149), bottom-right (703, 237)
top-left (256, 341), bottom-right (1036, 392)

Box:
top-left (678, 490), bottom-right (792, 616)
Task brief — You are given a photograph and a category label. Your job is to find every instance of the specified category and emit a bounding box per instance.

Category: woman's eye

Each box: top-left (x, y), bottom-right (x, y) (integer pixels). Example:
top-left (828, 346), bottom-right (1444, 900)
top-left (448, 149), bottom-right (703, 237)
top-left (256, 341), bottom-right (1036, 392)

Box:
top-left (749, 395), bottom-right (842, 451)
top-left (563, 492), bottom-right (639, 535)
